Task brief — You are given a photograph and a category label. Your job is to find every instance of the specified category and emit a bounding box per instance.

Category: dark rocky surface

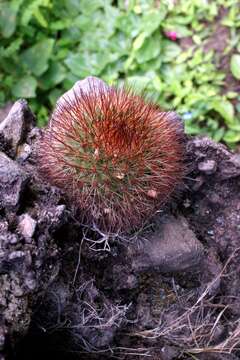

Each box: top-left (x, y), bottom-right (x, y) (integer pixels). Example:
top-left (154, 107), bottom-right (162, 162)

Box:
top-left (0, 100), bottom-right (35, 157)
top-left (0, 101), bottom-right (240, 360)
top-left (0, 152), bottom-right (29, 212)
top-left (129, 215), bottom-right (204, 273)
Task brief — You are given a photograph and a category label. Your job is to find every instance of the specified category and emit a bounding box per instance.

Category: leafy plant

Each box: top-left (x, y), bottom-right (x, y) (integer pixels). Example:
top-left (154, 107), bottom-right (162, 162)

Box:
top-left (230, 54), bottom-right (240, 79)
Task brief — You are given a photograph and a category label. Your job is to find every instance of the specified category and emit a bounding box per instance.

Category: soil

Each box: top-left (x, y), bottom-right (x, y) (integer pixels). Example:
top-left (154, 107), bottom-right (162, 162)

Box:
top-left (0, 101), bottom-right (240, 360)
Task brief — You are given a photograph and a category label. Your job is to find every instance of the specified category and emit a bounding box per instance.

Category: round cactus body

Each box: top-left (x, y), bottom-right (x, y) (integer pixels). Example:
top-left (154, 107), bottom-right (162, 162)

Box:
top-left (39, 77), bottom-right (185, 233)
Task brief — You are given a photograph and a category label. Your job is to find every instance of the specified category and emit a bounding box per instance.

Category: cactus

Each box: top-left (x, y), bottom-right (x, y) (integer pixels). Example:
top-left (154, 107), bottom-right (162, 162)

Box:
top-left (38, 77), bottom-right (185, 233)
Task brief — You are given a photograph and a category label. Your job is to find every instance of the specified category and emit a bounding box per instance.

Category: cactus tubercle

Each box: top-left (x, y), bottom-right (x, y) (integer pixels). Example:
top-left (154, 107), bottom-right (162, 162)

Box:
top-left (38, 77), bottom-right (185, 233)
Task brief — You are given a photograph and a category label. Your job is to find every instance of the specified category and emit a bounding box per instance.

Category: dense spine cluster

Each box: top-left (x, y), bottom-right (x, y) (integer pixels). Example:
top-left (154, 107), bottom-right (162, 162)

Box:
top-left (39, 78), bottom-right (185, 233)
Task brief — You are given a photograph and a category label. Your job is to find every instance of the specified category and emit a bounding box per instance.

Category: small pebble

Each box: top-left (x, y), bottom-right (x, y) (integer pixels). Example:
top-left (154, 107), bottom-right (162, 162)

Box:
top-left (198, 159), bottom-right (217, 174)
top-left (17, 143), bottom-right (31, 162)
top-left (25, 272), bottom-right (37, 291)
top-left (8, 251), bottom-right (25, 260)
top-left (18, 214), bottom-right (36, 239)
top-left (9, 234), bottom-right (18, 245)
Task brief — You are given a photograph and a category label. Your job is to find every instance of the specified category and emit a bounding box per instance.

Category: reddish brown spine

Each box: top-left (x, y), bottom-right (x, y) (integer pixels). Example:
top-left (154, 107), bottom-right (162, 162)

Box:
top-left (38, 79), bottom-right (185, 233)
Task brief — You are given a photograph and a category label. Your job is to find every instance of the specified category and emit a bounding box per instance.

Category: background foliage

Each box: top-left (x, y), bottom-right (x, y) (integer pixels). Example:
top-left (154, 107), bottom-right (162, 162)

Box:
top-left (0, 0), bottom-right (240, 146)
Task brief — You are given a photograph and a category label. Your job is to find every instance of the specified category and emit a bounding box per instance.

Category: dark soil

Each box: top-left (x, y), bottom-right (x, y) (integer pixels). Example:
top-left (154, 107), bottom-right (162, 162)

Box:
top-left (1, 101), bottom-right (240, 360)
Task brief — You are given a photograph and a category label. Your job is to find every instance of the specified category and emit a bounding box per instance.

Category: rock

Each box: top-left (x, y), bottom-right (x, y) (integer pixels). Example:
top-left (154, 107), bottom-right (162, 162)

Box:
top-left (24, 272), bottom-right (37, 291)
top-left (188, 136), bottom-right (240, 180)
top-left (18, 214), bottom-right (37, 240)
top-left (0, 103), bottom-right (13, 123)
top-left (220, 153), bottom-right (240, 179)
top-left (0, 152), bottom-right (29, 211)
top-left (0, 251), bottom-right (25, 275)
top-left (27, 127), bottom-right (42, 142)
top-left (130, 215), bottom-right (204, 273)
top-left (0, 100), bottom-right (35, 156)
top-left (0, 221), bottom-right (8, 233)
top-left (198, 159), bottom-right (217, 174)
top-left (17, 143), bottom-right (32, 162)
top-left (38, 204), bottom-right (67, 233)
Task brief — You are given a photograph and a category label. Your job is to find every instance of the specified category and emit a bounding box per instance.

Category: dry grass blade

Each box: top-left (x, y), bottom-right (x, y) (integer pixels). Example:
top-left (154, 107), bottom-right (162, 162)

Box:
top-left (132, 248), bottom-right (240, 356)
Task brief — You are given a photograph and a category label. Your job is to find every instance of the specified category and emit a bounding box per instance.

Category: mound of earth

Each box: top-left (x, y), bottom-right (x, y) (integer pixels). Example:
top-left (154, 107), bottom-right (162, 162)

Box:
top-left (0, 100), bottom-right (240, 360)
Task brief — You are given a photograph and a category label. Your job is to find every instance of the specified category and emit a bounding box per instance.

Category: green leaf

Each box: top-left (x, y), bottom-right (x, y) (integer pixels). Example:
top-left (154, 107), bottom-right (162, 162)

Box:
top-left (213, 127), bottom-right (225, 142)
top-left (1, 38), bottom-right (23, 58)
top-left (226, 91), bottom-right (238, 99)
top-left (63, 0), bottom-right (81, 15)
top-left (185, 121), bottom-right (201, 135)
top-left (223, 130), bottom-right (240, 144)
top-left (39, 63), bottom-right (67, 90)
top-left (212, 99), bottom-right (234, 124)
top-left (78, 0), bottom-right (104, 14)
top-left (115, 12), bottom-right (141, 38)
top-left (163, 23), bottom-right (192, 38)
top-left (36, 106), bottom-right (49, 127)
top-left (63, 72), bottom-right (79, 89)
top-left (20, 39), bottom-right (55, 76)
top-left (126, 76), bottom-right (151, 90)
top-left (0, 3), bottom-right (18, 38)
top-left (135, 35), bottom-right (161, 64)
top-left (34, 8), bottom-right (48, 28)
top-left (140, 9), bottom-right (167, 36)
top-left (162, 41), bottom-right (182, 62)
top-left (64, 52), bottom-right (108, 77)
top-left (12, 76), bottom-right (37, 98)
top-left (21, 0), bottom-right (52, 26)
top-left (49, 88), bottom-right (63, 106)
top-left (50, 19), bottom-right (72, 31)
top-left (133, 33), bottom-right (146, 51)
top-left (230, 54), bottom-right (240, 80)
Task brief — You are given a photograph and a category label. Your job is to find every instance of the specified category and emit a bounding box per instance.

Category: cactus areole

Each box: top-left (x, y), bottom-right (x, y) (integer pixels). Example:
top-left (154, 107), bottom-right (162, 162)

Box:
top-left (39, 77), bottom-right (185, 233)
